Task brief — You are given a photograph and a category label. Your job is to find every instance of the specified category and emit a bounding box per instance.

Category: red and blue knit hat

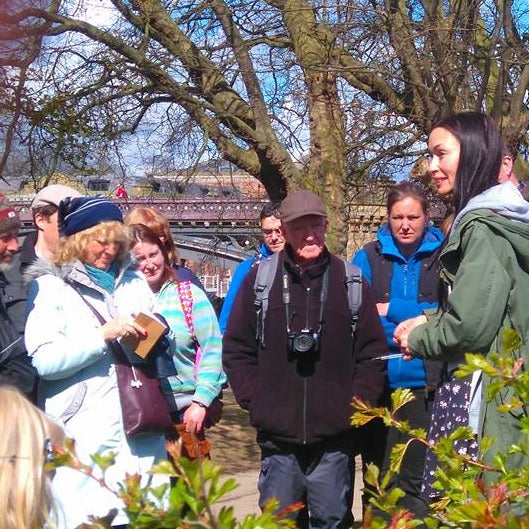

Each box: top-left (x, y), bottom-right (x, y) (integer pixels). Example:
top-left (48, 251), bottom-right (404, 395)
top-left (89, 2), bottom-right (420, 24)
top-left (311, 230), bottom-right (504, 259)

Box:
top-left (58, 196), bottom-right (123, 237)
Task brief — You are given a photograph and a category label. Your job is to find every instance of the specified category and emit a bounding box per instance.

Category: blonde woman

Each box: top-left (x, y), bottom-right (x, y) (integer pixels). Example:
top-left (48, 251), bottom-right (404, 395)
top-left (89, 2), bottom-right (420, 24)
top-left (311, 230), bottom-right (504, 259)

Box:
top-left (0, 385), bottom-right (63, 529)
top-left (24, 196), bottom-right (166, 529)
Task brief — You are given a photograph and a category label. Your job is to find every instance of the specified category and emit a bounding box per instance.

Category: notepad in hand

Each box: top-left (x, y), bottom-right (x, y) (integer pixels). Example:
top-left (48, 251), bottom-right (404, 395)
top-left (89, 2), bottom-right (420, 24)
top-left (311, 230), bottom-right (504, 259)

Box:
top-left (121, 312), bottom-right (166, 359)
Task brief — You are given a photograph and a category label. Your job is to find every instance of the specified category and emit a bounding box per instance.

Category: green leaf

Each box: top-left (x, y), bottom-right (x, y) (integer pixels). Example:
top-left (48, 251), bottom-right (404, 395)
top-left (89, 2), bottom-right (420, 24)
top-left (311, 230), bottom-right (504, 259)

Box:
top-left (91, 451), bottom-right (117, 473)
top-left (501, 327), bottom-right (522, 354)
top-left (390, 387), bottom-right (416, 412)
top-left (389, 443), bottom-right (408, 473)
top-left (364, 462), bottom-right (380, 487)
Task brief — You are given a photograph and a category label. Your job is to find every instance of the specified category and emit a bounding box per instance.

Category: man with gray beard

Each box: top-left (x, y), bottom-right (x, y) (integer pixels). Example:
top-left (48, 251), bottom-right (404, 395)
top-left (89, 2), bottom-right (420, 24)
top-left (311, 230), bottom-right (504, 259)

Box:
top-left (0, 196), bottom-right (37, 399)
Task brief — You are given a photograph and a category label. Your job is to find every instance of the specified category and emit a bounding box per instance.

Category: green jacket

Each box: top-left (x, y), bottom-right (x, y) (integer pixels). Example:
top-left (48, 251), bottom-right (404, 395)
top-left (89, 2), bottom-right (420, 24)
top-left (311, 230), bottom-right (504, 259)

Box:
top-left (409, 209), bottom-right (529, 472)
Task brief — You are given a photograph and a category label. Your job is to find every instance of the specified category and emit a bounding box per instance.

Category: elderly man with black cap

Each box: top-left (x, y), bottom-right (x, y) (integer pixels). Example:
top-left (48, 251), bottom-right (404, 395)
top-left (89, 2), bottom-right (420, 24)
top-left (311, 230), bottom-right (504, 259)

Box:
top-left (0, 196), bottom-right (37, 398)
top-left (24, 196), bottom-right (167, 529)
top-left (223, 190), bottom-right (387, 529)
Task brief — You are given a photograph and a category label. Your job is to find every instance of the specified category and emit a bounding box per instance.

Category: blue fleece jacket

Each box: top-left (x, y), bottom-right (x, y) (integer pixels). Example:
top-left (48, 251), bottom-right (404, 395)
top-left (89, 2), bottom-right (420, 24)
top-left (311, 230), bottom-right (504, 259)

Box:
top-left (219, 242), bottom-right (273, 333)
top-left (353, 224), bottom-right (444, 389)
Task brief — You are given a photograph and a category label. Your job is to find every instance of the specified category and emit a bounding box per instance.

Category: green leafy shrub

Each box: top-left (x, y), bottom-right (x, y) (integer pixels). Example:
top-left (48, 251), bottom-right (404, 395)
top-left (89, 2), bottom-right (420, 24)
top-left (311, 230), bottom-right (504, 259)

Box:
top-left (351, 329), bottom-right (529, 529)
top-left (45, 329), bottom-right (529, 529)
top-left (46, 438), bottom-right (299, 529)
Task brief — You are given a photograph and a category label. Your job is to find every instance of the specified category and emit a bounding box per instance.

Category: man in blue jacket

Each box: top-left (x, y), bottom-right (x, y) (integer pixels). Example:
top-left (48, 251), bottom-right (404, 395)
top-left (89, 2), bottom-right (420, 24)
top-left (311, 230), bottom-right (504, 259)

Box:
top-left (219, 201), bottom-right (284, 333)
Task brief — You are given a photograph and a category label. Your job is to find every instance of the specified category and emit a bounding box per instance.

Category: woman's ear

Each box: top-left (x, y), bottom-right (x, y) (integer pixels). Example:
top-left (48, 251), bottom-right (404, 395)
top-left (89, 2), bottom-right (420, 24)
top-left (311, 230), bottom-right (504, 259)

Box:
top-left (498, 154), bottom-right (514, 183)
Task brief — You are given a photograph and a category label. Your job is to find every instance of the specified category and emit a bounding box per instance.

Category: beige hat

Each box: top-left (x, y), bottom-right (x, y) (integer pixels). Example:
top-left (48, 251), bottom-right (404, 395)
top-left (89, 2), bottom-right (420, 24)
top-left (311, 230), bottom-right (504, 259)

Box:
top-left (31, 184), bottom-right (82, 210)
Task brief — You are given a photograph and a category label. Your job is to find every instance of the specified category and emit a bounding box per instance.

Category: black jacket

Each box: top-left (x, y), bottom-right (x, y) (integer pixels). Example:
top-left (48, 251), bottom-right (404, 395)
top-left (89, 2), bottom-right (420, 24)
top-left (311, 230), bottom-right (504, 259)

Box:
top-left (1, 232), bottom-right (36, 335)
top-left (0, 232), bottom-right (38, 400)
top-left (0, 283), bottom-right (37, 398)
top-left (223, 246), bottom-right (387, 445)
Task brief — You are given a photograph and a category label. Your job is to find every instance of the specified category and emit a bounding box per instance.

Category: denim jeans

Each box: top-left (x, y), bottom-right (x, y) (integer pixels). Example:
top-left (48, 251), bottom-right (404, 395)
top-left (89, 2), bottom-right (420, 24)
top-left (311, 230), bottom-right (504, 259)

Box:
top-left (257, 433), bottom-right (355, 529)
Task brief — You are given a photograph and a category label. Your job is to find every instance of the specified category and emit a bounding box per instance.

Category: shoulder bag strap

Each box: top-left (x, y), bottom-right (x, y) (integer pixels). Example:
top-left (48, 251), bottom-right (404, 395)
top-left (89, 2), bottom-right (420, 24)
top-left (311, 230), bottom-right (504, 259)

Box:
top-left (175, 280), bottom-right (202, 379)
top-left (175, 280), bottom-right (196, 340)
top-left (59, 283), bottom-right (127, 422)
top-left (66, 281), bottom-right (128, 364)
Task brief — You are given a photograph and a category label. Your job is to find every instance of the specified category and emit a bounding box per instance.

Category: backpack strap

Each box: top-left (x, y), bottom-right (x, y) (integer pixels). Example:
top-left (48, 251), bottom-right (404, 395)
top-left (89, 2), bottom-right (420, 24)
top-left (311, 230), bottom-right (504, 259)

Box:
top-left (342, 260), bottom-right (362, 338)
top-left (363, 241), bottom-right (392, 303)
top-left (253, 255), bottom-right (361, 346)
top-left (253, 252), bottom-right (279, 347)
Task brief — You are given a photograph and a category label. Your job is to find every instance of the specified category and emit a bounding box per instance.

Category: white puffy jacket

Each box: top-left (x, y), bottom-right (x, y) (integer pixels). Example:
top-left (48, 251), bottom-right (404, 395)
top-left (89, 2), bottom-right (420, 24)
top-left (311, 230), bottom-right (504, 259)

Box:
top-left (25, 256), bottom-right (166, 529)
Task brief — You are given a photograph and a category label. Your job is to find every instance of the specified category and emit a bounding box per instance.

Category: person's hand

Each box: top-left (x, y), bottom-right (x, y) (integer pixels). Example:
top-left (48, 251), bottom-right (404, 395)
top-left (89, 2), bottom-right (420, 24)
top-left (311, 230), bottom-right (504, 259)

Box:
top-left (183, 402), bottom-right (207, 433)
top-left (376, 302), bottom-right (389, 316)
top-left (393, 315), bottom-right (427, 357)
top-left (101, 316), bottom-right (147, 342)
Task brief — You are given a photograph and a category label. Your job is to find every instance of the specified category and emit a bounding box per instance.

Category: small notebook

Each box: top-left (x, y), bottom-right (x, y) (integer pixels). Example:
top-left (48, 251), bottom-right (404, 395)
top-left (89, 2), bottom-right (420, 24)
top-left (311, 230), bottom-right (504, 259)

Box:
top-left (121, 312), bottom-right (166, 359)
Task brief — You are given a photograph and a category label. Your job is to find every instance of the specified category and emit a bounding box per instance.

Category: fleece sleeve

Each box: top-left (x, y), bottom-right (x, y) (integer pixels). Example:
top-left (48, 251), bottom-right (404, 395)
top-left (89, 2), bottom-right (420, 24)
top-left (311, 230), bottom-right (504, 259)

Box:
top-left (351, 280), bottom-right (388, 405)
top-left (218, 257), bottom-right (253, 334)
top-left (386, 297), bottom-right (438, 324)
top-left (190, 284), bottom-right (226, 406)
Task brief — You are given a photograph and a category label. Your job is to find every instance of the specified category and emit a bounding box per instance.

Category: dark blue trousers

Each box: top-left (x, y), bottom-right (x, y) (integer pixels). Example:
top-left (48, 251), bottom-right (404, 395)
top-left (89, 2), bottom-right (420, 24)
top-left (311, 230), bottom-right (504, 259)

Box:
top-left (257, 433), bottom-right (355, 529)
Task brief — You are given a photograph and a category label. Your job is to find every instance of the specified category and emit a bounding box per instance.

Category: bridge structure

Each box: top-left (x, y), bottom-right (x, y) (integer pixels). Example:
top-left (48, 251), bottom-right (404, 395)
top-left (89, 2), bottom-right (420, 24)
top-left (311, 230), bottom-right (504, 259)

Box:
top-left (11, 196), bottom-right (268, 273)
top-left (9, 193), bottom-right (396, 297)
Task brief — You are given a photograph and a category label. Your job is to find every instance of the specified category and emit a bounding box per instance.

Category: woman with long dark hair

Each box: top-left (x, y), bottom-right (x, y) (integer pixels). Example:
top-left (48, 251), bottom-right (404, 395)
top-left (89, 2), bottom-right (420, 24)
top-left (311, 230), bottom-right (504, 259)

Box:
top-left (394, 111), bottom-right (529, 497)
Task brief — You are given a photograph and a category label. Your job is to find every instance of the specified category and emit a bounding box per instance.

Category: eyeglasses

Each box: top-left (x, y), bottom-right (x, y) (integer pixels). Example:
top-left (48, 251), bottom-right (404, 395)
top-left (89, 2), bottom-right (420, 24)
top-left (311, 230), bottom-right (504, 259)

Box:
top-left (262, 228), bottom-right (282, 237)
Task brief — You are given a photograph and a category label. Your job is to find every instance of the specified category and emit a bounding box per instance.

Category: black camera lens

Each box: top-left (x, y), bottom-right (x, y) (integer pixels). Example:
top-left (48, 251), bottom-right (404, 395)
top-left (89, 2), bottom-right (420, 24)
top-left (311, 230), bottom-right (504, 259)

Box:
top-left (293, 333), bottom-right (315, 353)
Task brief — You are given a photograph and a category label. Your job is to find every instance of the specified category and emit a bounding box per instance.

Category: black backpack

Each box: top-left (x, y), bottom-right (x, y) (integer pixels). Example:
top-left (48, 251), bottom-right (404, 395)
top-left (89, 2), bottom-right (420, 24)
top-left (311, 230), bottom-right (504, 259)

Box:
top-left (253, 252), bottom-right (362, 347)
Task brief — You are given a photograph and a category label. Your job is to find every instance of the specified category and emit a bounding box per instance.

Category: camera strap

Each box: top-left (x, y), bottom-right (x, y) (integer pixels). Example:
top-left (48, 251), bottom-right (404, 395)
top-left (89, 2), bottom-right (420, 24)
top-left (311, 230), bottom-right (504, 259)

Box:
top-left (283, 264), bottom-right (329, 333)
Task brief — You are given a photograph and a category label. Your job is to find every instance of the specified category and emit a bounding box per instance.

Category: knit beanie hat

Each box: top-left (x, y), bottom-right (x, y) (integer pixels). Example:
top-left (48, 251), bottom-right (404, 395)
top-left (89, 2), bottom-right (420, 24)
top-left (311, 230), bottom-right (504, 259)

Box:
top-left (58, 196), bottom-right (123, 237)
top-left (0, 194), bottom-right (20, 233)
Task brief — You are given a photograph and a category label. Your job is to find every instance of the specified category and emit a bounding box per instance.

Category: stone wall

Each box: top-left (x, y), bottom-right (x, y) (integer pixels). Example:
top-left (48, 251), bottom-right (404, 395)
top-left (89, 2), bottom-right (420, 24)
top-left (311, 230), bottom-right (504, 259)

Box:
top-left (346, 204), bottom-right (386, 258)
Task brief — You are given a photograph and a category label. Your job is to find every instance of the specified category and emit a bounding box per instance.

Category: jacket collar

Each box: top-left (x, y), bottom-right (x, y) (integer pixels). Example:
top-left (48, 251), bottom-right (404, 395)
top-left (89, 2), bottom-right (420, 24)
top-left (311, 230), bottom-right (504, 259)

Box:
top-left (376, 223), bottom-right (444, 261)
top-left (451, 181), bottom-right (529, 233)
top-left (24, 252), bottom-right (135, 293)
top-left (259, 241), bottom-right (274, 258)
top-left (283, 245), bottom-right (331, 281)
top-left (252, 241), bottom-right (275, 266)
